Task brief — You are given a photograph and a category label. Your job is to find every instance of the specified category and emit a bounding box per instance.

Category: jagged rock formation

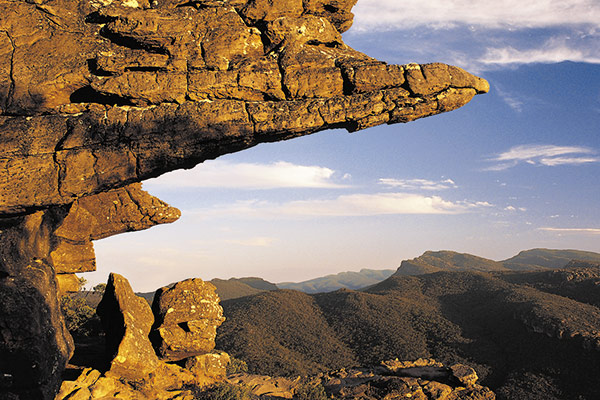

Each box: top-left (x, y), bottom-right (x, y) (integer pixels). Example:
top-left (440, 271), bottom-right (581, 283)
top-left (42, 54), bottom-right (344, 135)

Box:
top-left (96, 272), bottom-right (159, 380)
top-left (0, 0), bottom-right (488, 216)
top-left (57, 274), bottom-right (230, 399)
top-left (150, 278), bottom-right (225, 361)
top-left (0, 0), bottom-right (488, 397)
top-left (0, 211), bottom-right (75, 399)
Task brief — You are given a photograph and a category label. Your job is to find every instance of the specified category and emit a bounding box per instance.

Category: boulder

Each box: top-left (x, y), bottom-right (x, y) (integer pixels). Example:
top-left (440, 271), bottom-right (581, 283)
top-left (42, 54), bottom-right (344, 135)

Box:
top-left (184, 351), bottom-right (231, 383)
top-left (151, 278), bottom-right (226, 361)
top-left (58, 274), bottom-right (229, 399)
top-left (96, 272), bottom-right (159, 380)
top-left (450, 363), bottom-right (480, 387)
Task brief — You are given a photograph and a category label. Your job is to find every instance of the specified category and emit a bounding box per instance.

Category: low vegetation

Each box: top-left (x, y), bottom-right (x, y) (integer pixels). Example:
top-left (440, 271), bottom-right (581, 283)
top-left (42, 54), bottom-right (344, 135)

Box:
top-left (190, 382), bottom-right (257, 400)
top-left (294, 382), bottom-right (328, 400)
top-left (226, 357), bottom-right (249, 375)
top-left (60, 281), bottom-right (105, 339)
top-left (217, 268), bottom-right (600, 400)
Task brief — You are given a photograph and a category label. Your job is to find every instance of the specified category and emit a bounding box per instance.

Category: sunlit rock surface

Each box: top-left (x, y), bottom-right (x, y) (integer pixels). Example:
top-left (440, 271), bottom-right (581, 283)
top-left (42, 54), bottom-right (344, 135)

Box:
top-left (151, 278), bottom-right (225, 361)
top-left (0, 0), bottom-right (488, 397)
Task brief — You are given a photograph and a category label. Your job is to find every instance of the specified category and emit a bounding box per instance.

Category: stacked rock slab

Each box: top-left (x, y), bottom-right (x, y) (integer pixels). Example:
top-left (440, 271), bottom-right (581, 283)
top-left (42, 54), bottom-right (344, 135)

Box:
top-left (0, 0), bottom-right (489, 397)
top-left (151, 278), bottom-right (226, 361)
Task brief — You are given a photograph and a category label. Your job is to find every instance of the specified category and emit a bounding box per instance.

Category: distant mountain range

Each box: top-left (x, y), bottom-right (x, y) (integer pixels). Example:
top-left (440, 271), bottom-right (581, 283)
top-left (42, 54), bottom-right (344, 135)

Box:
top-left (394, 248), bottom-right (600, 276)
top-left (501, 248), bottom-right (600, 271)
top-left (216, 259), bottom-right (600, 400)
top-left (277, 268), bottom-right (395, 293)
top-left (135, 248), bottom-right (600, 303)
top-left (136, 277), bottom-right (278, 303)
top-left (393, 250), bottom-right (507, 275)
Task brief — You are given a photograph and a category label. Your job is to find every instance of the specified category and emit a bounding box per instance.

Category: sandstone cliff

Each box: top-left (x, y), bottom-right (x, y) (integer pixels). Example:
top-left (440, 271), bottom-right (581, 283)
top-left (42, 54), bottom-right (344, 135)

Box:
top-left (0, 0), bottom-right (488, 397)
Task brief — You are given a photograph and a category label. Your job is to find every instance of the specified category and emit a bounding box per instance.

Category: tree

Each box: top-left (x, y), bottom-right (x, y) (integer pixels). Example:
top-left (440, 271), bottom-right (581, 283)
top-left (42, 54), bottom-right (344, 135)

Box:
top-left (93, 283), bottom-right (106, 295)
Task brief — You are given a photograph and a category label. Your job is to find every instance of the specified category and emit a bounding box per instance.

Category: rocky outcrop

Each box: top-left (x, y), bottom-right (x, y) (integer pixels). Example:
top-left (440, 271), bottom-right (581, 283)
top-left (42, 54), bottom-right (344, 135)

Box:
top-left (96, 272), bottom-right (159, 380)
top-left (225, 358), bottom-right (495, 399)
top-left (0, 0), bottom-right (488, 216)
top-left (57, 274), bottom-right (231, 399)
top-left (0, 189), bottom-right (177, 398)
top-left (509, 286), bottom-right (600, 351)
top-left (151, 278), bottom-right (225, 361)
top-left (0, 211), bottom-right (74, 400)
top-left (0, 0), bottom-right (488, 397)
top-left (53, 184), bottom-right (179, 294)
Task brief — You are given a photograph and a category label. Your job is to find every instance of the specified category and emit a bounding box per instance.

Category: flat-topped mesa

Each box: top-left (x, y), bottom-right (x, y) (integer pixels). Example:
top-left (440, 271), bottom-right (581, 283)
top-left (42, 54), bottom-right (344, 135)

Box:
top-left (0, 0), bottom-right (488, 398)
top-left (0, 0), bottom-right (488, 216)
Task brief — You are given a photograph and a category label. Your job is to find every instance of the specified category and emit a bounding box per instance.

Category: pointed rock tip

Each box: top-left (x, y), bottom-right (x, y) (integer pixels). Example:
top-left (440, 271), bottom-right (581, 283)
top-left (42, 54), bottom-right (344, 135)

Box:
top-left (474, 75), bottom-right (490, 94)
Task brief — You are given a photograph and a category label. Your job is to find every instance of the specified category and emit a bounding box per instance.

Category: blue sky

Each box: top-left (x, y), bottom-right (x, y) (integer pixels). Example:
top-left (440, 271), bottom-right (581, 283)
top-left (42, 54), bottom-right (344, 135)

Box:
top-left (87, 0), bottom-right (600, 291)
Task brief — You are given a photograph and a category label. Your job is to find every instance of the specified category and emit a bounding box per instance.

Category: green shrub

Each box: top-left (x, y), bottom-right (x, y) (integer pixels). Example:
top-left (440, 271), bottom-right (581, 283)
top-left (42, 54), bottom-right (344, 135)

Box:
top-left (60, 295), bottom-right (102, 338)
top-left (226, 357), bottom-right (249, 375)
top-left (192, 382), bottom-right (257, 400)
top-left (295, 382), bottom-right (328, 400)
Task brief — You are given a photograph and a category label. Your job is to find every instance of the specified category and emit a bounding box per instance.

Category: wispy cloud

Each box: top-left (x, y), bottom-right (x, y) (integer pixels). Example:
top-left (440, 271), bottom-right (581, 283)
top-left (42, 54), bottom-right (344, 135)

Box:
top-left (539, 227), bottom-right (600, 235)
top-left (144, 160), bottom-right (349, 190)
top-left (479, 37), bottom-right (600, 66)
top-left (504, 206), bottom-right (527, 212)
top-left (352, 0), bottom-right (600, 31)
top-left (378, 178), bottom-right (457, 191)
top-left (494, 85), bottom-right (524, 112)
top-left (194, 192), bottom-right (492, 218)
top-left (485, 144), bottom-right (599, 170)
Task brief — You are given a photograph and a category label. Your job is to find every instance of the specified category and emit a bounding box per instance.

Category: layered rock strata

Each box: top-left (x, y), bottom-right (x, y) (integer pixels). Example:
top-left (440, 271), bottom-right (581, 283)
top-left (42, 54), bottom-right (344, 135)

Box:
top-left (0, 0), bottom-right (489, 216)
top-left (0, 0), bottom-right (488, 397)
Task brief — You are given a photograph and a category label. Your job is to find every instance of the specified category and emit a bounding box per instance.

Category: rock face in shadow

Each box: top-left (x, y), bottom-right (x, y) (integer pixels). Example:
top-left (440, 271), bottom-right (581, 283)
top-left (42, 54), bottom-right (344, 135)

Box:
top-left (0, 211), bottom-right (74, 400)
top-left (151, 278), bottom-right (226, 361)
top-left (0, 0), bottom-right (488, 397)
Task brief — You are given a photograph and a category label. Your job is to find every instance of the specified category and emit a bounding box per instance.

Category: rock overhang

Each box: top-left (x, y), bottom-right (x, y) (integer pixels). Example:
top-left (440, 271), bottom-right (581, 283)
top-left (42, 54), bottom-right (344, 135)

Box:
top-left (0, 0), bottom-right (488, 217)
top-left (0, 0), bottom-right (489, 397)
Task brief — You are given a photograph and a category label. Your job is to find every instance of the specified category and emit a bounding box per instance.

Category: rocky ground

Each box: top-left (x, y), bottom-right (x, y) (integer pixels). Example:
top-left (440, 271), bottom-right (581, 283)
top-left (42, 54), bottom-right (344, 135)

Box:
top-left (226, 358), bottom-right (495, 400)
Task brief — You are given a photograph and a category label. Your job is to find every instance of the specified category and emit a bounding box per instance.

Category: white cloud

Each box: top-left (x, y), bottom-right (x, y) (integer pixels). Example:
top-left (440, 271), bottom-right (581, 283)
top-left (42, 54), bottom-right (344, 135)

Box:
top-left (504, 206), bottom-right (527, 212)
top-left (485, 144), bottom-right (599, 170)
top-left (144, 160), bottom-right (349, 190)
top-left (378, 178), bottom-right (457, 191)
top-left (539, 156), bottom-right (600, 166)
top-left (539, 227), bottom-right (600, 235)
top-left (352, 0), bottom-right (600, 31)
top-left (194, 192), bottom-right (491, 218)
top-left (479, 37), bottom-right (600, 65)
